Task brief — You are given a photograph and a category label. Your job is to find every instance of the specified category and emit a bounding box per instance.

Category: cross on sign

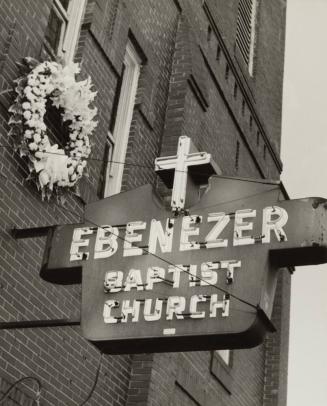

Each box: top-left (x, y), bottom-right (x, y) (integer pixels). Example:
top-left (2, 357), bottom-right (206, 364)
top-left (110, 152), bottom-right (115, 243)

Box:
top-left (155, 136), bottom-right (219, 212)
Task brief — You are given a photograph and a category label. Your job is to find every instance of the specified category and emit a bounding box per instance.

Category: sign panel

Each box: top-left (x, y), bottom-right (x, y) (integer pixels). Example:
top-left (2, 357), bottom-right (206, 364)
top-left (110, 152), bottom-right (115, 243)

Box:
top-left (41, 176), bottom-right (327, 353)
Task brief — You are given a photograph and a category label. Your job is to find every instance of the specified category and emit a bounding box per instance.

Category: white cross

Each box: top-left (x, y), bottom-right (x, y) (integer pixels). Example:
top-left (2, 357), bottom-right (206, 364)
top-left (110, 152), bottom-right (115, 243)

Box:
top-left (155, 136), bottom-right (212, 212)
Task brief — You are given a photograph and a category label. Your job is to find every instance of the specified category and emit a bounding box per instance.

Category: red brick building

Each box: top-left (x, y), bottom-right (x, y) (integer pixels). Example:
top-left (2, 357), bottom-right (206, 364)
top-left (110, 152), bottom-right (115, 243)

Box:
top-left (0, 0), bottom-right (289, 405)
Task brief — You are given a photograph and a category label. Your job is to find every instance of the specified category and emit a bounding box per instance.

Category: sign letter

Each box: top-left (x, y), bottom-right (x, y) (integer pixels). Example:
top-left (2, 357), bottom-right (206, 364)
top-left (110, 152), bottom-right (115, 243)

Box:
top-left (103, 300), bottom-right (119, 324)
top-left (166, 296), bottom-right (186, 320)
top-left (262, 206), bottom-right (288, 243)
top-left (168, 265), bottom-right (185, 288)
top-left (104, 271), bottom-right (123, 293)
top-left (124, 269), bottom-right (144, 291)
top-left (210, 294), bottom-right (230, 317)
top-left (220, 260), bottom-right (241, 284)
top-left (146, 267), bottom-right (165, 290)
top-left (121, 300), bottom-right (141, 322)
top-left (180, 216), bottom-right (202, 251)
top-left (200, 262), bottom-right (218, 285)
top-left (94, 226), bottom-right (118, 259)
top-left (149, 219), bottom-right (174, 254)
top-left (234, 209), bottom-right (256, 246)
top-left (190, 295), bottom-right (207, 318)
top-left (124, 221), bottom-right (146, 257)
top-left (205, 213), bottom-right (230, 248)
top-left (70, 228), bottom-right (94, 261)
top-left (144, 299), bottom-right (163, 321)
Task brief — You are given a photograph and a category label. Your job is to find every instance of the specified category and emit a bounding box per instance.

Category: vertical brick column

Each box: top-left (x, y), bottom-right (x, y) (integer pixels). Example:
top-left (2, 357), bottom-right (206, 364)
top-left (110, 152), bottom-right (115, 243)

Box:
top-left (126, 354), bottom-right (154, 406)
top-left (160, 13), bottom-right (209, 158)
top-left (160, 15), bottom-right (190, 157)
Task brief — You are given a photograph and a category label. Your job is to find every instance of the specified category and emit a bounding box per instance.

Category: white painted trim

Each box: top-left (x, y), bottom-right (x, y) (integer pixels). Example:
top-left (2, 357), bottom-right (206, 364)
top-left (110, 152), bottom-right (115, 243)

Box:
top-left (103, 131), bottom-right (116, 197)
top-left (49, 0), bottom-right (68, 56)
top-left (60, 0), bottom-right (86, 62)
top-left (217, 349), bottom-right (230, 365)
top-left (54, 0), bottom-right (69, 20)
top-left (248, 0), bottom-right (258, 76)
top-left (104, 41), bottom-right (142, 197)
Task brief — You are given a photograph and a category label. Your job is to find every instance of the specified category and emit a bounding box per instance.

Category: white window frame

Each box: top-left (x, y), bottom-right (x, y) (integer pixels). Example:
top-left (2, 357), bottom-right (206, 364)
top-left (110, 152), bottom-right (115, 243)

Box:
top-left (103, 131), bottom-right (116, 192)
top-left (217, 350), bottom-right (231, 366)
top-left (236, 0), bottom-right (258, 77)
top-left (103, 41), bottom-right (142, 197)
top-left (48, 0), bottom-right (86, 63)
top-left (248, 0), bottom-right (258, 76)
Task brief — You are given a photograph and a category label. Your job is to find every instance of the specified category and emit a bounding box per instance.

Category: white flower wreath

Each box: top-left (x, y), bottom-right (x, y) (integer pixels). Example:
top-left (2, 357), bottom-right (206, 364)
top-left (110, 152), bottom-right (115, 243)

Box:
top-left (9, 57), bottom-right (97, 200)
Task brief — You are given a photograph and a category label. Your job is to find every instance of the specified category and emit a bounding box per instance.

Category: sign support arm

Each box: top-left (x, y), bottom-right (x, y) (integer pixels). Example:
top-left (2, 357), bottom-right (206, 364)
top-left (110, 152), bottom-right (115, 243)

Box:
top-left (11, 226), bottom-right (55, 239)
top-left (0, 318), bottom-right (80, 330)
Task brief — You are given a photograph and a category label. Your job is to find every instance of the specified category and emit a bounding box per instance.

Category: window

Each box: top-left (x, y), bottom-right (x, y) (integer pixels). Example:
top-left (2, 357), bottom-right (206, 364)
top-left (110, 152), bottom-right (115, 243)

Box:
top-left (207, 25), bottom-right (212, 42)
top-left (233, 82), bottom-right (238, 99)
top-left (235, 140), bottom-right (240, 171)
top-left (44, 0), bottom-right (86, 62)
top-left (236, 0), bottom-right (258, 76)
top-left (216, 45), bottom-right (221, 61)
top-left (102, 131), bottom-right (115, 196)
top-left (225, 64), bottom-right (230, 81)
top-left (211, 350), bottom-right (233, 393)
top-left (217, 350), bottom-right (231, 365)
top-left (103, 41), bottom-right (142, 197)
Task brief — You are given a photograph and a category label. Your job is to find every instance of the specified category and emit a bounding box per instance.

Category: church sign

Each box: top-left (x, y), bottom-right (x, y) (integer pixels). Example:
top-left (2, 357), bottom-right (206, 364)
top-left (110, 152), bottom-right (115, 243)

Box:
top-left (38, 137), bottom-right (327, 354)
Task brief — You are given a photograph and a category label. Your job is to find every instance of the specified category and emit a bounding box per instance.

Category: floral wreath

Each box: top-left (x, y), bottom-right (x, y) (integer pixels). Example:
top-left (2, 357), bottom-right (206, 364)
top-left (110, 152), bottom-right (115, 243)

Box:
top-left (9, 57), bottom-right (97, 200)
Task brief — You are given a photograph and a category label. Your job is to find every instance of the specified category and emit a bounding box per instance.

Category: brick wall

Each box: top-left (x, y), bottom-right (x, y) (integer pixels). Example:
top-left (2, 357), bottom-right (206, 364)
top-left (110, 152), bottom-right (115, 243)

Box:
top-left (161, 1), bottom-right (283, 181)
top-left (0, 0), bottom-right (177, 404)
top-left (204, 0), bottom-right (287, 154)
top-left (0, 0), bottom-right (289, 405)
top-left (263, 272), bottom-right (291, 406)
